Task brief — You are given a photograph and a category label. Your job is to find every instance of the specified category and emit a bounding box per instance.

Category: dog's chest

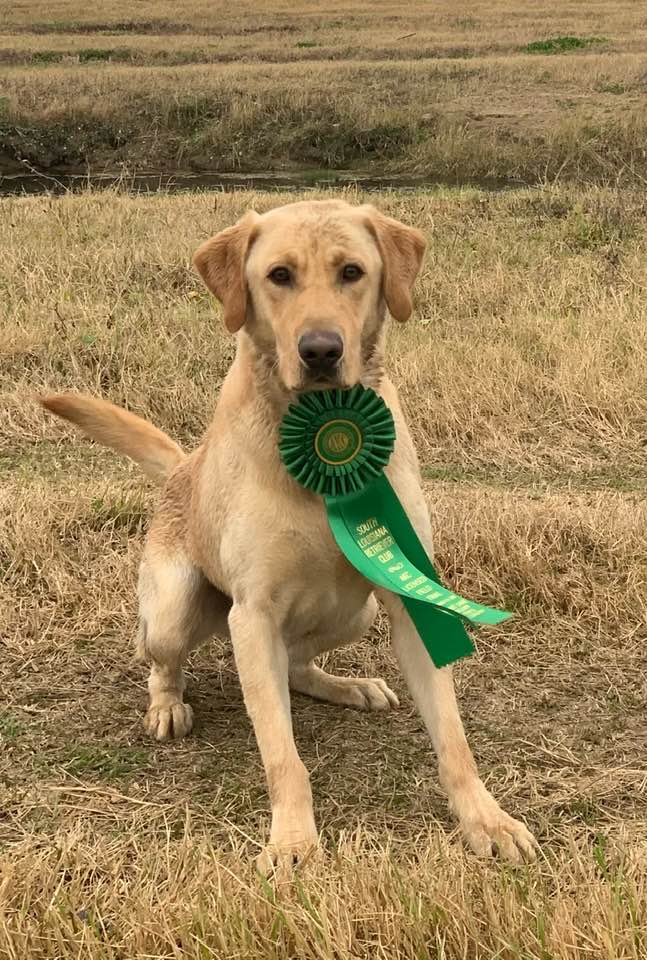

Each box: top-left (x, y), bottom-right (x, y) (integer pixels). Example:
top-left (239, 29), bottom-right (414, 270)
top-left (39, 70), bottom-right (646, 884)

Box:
top-left (218, 492), bottom-right (372, 635)
top-left (271, 513), bottom-right (370, 605)
top-left (281, 543), bottom-right (371, 640)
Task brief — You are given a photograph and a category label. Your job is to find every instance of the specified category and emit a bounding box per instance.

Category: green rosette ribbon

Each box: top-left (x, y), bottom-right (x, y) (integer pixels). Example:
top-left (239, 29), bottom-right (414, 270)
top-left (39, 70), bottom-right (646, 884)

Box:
top-left (279, 384), bottom-right (511, 668)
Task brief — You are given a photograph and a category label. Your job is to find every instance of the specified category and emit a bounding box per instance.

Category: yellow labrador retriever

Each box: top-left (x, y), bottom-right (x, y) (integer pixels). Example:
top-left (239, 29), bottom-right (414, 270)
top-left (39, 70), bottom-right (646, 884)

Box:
top-left (42, 199), bottom-right (537, 871)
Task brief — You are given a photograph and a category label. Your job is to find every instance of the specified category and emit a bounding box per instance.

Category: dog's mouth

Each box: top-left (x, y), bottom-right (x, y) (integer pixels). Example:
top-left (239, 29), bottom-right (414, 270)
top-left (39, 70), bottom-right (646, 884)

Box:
top-left (297, 368), bottom-right (350, 393)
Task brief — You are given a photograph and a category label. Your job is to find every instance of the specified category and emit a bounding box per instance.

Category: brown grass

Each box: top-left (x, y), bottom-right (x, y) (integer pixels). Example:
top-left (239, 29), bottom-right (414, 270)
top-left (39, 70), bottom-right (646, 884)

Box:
top-left (2, 185), bottom-right (647, 956)
top-left (1, 0), bottom-right (647, 179)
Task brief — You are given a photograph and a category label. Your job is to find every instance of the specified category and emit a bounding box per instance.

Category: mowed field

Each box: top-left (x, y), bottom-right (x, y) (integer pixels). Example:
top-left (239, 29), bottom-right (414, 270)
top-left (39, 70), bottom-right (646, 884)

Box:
top-left (2, 1), bottom-right (647, 953)
top-left (2, 184), bottom-right (647, 957)
top-left (1, 0), bottom-right (647, 180)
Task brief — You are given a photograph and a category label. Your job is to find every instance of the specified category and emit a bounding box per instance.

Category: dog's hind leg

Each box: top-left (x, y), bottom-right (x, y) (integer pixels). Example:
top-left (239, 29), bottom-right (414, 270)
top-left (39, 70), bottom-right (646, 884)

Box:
top-left (137, 550), bottom-right (230, 741)
top-left (288, 595), bottom-right (399, 711)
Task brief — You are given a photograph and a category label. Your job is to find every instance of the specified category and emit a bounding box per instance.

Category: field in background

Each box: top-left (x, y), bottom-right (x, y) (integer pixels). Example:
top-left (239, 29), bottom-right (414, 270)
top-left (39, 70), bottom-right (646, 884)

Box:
top-left (1, 0), bottom-right (647, 180)
top-left (2, 185), bottom-right (647, 957)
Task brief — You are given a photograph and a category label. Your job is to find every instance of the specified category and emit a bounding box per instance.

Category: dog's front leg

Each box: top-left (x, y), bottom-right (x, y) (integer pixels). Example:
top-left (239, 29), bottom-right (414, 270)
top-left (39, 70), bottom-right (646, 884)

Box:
top-left (380, 589), bottom-right (537, 861)
top-left (228, 602), bottom-right (318, 873)
top-left (379, 591), bottom-right (536, 862)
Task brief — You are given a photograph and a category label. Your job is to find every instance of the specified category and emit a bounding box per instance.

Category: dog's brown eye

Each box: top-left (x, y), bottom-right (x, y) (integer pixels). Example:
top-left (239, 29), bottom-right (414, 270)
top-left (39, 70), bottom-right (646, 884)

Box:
top-left (268, 266), bottom-right (292, 286)
top-left (341, 263), bottom-right (363, 282)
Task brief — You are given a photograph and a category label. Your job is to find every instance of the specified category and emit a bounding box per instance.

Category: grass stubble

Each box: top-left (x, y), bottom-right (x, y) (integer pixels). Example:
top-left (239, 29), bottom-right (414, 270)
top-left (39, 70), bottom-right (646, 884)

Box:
top-left (1, 183), bottom-right (647, 955)
top-left (1, 0), bottom-right (647, 181)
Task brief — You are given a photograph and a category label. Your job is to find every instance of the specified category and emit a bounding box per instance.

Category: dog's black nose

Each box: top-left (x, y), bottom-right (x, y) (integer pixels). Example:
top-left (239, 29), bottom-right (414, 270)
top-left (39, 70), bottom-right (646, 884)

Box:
top-left (298, 331), bottom-right (344, 373)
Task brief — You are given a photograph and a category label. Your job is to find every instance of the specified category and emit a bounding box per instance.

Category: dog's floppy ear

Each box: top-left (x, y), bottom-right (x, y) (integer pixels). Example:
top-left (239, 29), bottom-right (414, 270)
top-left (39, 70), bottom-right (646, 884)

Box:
top-left (193, 211), bottom-right (260, 333)
top-left (362, 206), bottom-right (426, 322)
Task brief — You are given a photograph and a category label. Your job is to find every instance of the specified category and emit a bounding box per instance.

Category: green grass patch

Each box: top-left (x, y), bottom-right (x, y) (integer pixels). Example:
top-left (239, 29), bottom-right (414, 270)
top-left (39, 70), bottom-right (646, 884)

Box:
top-left (89, 495), bottom-right (147, 534)
top-left (63, 744), bottom-right (149, 779)
top-left (27, 19), bottom-right (183, 35)
top-left (557, 798), bottom-right (602, 826)
top-left (594, 81), bottom-right (627, 94)
top-left (0, 712), bottom-right (25, 739)
top-left (77, 48), bottom-right (117, 62)
top-left (31, 50), bottom-right (64, 63)
top-left (522, 36), bottom-right (608, 54)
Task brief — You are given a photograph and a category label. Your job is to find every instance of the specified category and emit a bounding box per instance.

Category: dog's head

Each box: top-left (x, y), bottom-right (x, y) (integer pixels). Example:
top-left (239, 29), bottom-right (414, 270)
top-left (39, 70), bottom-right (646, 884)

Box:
top-left (193, 199), bottom-right (426, 392)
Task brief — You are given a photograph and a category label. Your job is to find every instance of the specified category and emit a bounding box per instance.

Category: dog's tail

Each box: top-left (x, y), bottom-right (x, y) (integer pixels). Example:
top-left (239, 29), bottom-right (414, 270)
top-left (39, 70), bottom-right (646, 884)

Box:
top-left (40, 394), bottom-right (186, 481)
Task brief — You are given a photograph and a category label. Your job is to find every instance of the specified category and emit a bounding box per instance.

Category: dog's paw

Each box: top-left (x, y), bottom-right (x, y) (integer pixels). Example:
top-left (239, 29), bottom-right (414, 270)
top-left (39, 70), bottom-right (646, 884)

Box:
top-left (144, 701), bottom-right (194, 741)
top-left (344, 676), bottom-right (399, 711)
top-left (457, 785), bottom-right (538, 863)
top-left (255, 839), bottom-right (320, 878)
top-left (291, 667), bottom-right (399, 711)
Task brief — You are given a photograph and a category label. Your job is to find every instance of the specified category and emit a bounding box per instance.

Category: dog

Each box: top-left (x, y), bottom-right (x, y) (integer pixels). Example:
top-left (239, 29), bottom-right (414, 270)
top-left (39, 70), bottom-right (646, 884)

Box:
top-left (42, 199), bottom-right (537, 871)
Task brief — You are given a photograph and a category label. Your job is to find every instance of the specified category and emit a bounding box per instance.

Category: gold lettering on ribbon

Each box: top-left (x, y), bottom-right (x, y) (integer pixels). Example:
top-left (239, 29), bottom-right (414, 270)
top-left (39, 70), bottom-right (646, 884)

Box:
top-left (358, 526), bottom-right (390, 549)
top-left (404, 575), bottom-right (426, 592)
top-left (329, 432), bottom-right (349, 453)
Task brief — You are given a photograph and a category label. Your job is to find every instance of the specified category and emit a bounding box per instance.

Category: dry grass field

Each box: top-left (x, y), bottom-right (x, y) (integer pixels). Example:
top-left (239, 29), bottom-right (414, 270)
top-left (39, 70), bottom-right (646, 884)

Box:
top-left (2, 184), bottom-right (647, 957)
top-left (3, 2), bottom-right (647, 955)
top-left (1, 0), bottom-right (647, 179)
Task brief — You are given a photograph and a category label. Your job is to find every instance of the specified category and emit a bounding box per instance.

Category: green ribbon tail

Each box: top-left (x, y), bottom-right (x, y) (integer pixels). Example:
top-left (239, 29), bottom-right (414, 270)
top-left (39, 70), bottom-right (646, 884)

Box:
top-left (325, 474), bottom-right (511, 668)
